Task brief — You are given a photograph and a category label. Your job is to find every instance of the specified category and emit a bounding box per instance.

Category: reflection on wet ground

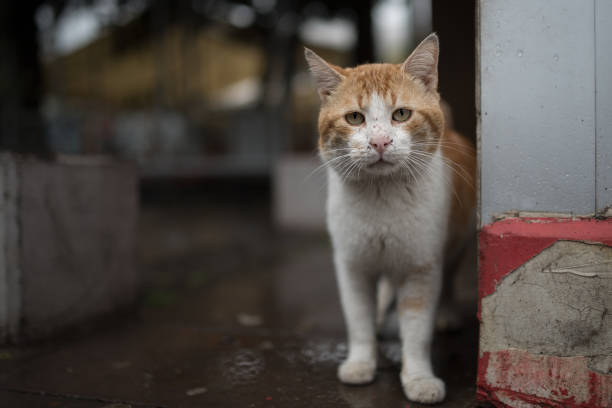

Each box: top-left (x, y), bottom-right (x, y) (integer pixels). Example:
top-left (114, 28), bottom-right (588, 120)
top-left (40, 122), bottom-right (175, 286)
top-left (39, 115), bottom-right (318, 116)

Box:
top-left (0, 181), bottom-right (479, 407)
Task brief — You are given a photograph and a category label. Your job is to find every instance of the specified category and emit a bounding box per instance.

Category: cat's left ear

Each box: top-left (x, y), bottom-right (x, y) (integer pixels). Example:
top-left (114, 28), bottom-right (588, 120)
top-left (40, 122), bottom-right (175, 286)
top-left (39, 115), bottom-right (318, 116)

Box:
top-left (304, 47), bottom-right (345, 100)
top-left (401, 33), bottom-right (439, 91)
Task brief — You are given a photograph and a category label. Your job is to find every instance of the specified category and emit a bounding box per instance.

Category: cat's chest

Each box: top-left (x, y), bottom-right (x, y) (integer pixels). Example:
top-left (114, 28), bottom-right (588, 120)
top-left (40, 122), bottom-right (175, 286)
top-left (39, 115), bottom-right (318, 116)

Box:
top-left (327, 175), bottom-right (449, 265)
top-left (334, 187), bottom-right (420, 229)
top-left (330, 187), bottom-right (435, 241)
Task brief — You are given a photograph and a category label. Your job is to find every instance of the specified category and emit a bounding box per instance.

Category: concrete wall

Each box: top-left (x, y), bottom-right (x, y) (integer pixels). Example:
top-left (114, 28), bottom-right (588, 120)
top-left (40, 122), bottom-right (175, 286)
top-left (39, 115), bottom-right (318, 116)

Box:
top-left (0, 156), bottom-right (20, 341)
top-left (478, 2), bottom-right (612, 406)
top-left (0, 154), bottom-right (138, 342)
top-left (596, 1), bottom-right (612, 213)
top-left (479, 0), bottom-right (612, 225)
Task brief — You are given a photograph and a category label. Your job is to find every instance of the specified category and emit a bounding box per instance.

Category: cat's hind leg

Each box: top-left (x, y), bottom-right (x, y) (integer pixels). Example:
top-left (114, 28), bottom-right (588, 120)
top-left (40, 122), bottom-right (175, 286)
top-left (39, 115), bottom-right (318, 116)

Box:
top-left (335, 258), bottom-right (378, 385)
top-left (376, 276), bottom-right (394, 333)
top-left (397, 267), bottom-right (445, 403)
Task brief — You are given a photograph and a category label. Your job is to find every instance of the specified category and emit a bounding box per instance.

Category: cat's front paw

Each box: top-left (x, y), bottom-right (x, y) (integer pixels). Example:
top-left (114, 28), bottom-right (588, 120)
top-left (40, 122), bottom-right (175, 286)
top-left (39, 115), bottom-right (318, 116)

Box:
top-left (338, 359), bottom-right (376, 385)
top-left (400, 374), bottom-right (445, 404)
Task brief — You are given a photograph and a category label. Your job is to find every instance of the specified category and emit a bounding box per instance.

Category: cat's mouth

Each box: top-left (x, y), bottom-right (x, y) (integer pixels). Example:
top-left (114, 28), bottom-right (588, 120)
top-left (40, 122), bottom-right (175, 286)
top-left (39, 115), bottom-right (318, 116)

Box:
top-left (368, 158), bottom-right (394, 167)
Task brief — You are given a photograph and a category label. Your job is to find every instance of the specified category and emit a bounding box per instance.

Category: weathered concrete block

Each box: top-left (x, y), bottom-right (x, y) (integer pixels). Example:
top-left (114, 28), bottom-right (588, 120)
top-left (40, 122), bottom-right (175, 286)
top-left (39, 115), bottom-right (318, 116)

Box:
top-left (0, 154), bottom-right (138, 342)
top-left (478, 217), bottom-right (612, 407)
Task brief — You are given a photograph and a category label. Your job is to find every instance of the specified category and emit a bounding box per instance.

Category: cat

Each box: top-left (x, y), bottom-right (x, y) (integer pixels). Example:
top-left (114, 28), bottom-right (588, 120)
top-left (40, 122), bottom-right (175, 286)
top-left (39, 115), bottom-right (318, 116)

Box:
top-left (304, 33), bottom-right (475, 404)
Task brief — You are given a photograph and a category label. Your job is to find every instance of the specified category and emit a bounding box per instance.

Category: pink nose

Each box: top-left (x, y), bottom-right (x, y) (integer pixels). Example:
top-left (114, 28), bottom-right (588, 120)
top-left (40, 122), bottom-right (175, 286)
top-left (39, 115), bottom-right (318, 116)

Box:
top-left (369, 135), bottom-right (392, 154)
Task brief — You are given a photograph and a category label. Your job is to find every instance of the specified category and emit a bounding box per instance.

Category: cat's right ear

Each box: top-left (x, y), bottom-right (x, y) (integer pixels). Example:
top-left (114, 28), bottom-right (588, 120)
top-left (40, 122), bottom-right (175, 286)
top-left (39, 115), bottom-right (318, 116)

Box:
top-left (304, 48), bottom-right (344, 100)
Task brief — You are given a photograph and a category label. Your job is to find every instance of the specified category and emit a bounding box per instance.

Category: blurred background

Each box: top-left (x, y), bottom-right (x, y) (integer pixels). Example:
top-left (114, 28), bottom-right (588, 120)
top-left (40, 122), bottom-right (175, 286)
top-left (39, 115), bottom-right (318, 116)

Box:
top-left (0, 0), bottom-right (474, 169)
top-left (0, 1), bottom-right (477, 406)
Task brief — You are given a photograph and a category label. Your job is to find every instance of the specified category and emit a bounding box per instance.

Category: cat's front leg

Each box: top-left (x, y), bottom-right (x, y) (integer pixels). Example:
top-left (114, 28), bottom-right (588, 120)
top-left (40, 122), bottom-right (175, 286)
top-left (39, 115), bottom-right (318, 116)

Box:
top-left (335, 257), bottom-right (377, 385)
top-left (397, 267), bottom-right (445, 403)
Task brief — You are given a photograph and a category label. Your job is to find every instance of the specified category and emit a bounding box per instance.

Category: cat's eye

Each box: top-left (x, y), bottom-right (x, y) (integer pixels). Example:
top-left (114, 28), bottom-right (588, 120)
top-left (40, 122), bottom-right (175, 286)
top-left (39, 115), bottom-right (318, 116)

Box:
top-left (345, 112), bottom-right (365, 125)
top-left (392, 108), bottom-right (412, 122)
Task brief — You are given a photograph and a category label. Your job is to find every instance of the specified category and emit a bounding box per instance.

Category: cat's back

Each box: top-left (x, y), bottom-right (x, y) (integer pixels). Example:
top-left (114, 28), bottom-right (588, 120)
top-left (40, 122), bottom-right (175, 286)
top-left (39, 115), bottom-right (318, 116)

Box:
top-left (440, 128), bottom-right (476, 244)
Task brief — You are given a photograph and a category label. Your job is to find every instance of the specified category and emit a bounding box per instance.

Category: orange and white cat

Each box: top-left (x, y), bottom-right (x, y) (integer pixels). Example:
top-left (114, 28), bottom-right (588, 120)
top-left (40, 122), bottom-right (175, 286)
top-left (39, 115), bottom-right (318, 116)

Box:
top-left (305, 34), bottom-right (475, 403)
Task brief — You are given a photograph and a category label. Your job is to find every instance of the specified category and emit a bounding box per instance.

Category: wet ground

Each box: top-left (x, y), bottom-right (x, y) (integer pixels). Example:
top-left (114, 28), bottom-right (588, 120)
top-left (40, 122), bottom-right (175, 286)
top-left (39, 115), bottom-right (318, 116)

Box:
top-left (0, 180), bottom-right (480, 408)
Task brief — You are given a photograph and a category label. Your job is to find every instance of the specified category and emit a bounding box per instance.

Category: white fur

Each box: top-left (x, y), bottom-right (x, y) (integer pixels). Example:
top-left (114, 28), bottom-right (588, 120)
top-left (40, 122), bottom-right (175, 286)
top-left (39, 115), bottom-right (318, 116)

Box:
top-left (325, 93), bottom-right (450, 403)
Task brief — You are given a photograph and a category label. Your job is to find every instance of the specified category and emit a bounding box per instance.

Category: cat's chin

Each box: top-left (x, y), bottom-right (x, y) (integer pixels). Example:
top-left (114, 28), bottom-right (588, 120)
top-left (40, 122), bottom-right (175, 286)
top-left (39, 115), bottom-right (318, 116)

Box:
top-left (362, 159), bottom-right (400, 177)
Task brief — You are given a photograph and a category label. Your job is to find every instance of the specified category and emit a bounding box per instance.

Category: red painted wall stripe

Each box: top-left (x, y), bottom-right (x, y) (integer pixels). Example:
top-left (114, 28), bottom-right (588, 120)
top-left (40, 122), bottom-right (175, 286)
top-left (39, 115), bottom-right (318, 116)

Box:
top-left (479, 218), bottom-right (612, 306)
top-left (478, 350), bottom-right (612, 407)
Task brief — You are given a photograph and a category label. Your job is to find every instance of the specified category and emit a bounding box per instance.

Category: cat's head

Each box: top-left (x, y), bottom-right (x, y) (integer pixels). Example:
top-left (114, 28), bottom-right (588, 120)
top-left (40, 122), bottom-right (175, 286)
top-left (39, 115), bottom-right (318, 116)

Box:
top-left (305, 33), bottom-right (444, 181)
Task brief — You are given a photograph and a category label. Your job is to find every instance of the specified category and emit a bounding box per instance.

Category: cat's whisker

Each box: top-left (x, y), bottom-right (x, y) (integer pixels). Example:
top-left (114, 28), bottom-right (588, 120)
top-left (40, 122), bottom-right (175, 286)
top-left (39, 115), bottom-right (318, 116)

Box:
top-left (409, 141), bottom-right (476, 157)
top-left (325, 148), bottom-right (354, 152)
top-left (394, 140), bottom-right (476, 155)
top-left (356, 160), bottom-right (364, 180)
top-left (391, 152), bottom-right (419, 182)
top-left (304, 154), bottom-right (353, 182)
top-left (404, 154), bottom-right (464, 206)
top-left (345, 162), bottom-right (361, 181)
top-left (407, 153), bottom-right (454, 184)
top-left (403, 156), bottom-right (429, 184)
top-left (408, 150), bottom-right (474, 190)
top-left (335, 160), bottom-right (351, 181)
top-left (346, 158), bottom-right (366, 181)
top-left (396, 160), bottom-right (417, 184)
top-left (411, 140), bottom-right (472, 147)
top-left (336, 157), bottom-right (361, 183)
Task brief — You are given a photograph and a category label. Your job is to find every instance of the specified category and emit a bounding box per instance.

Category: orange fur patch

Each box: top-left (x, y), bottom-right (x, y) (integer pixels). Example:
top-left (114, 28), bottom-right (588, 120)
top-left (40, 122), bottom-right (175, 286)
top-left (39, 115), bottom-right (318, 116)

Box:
top-left (317, 63), bottom-right (443, 152)
top-left (399, 296), bottom-right (426, 310)
top-left (441, 129), bottom-right (476, 243)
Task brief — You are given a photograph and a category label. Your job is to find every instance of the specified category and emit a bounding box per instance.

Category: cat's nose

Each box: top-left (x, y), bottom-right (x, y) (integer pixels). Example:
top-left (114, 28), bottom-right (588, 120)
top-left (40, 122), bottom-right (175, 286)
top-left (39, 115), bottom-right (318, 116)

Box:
top-left (369, 135), bottom-right (392, 154)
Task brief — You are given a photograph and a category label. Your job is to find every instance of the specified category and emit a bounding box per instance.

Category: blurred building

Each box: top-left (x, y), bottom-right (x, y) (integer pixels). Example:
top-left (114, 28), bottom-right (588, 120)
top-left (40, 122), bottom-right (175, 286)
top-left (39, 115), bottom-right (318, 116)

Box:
top-left (37, 0), bottom-right (362, 178)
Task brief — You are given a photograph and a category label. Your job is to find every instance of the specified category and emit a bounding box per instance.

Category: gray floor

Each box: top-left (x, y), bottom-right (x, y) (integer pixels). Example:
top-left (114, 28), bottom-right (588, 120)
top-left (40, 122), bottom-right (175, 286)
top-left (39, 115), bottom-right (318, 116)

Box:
top-left (0, 182), bottom-right (480, 407)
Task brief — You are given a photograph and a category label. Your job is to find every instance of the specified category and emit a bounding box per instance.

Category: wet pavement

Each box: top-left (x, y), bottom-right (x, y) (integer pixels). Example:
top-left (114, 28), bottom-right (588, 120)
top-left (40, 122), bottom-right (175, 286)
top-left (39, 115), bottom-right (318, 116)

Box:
top-left (0, 181), bottom-right (480, 407)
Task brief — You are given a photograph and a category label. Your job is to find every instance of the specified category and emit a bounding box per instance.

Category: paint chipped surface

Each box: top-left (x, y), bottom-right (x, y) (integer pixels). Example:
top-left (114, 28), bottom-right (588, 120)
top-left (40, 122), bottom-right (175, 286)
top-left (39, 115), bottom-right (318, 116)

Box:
top-left (478, 350), bottom-right (612, 407)
top-left (481, 241), bottom-right (612, 356)
top-left (478, 217), bottom-right (612, 408)
top-left (478, 217), bottom-right (612, 304)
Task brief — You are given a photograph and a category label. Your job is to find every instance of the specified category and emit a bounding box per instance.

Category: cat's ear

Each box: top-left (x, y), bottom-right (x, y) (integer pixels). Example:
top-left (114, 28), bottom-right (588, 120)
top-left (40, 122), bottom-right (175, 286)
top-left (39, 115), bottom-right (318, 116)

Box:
top-left (401, 33), bottom-right (439, 91)
top-left (304, 47), bottom-right (345, 100)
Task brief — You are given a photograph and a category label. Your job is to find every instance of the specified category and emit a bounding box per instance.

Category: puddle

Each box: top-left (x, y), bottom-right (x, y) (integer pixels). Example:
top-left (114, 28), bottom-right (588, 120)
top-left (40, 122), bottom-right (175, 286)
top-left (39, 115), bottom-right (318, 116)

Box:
top-left (300, 340), bottom-right (347, 365)
top-left (219, 349), bottom-right (265, 385)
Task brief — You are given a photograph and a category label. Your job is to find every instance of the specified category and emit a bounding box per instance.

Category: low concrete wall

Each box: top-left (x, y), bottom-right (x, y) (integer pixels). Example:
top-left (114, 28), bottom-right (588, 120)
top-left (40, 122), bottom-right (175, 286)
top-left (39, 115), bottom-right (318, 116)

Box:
top-left (477, 217), bottom-right (612, 407)
top-left (0, 154), bottom-right (138, 342)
